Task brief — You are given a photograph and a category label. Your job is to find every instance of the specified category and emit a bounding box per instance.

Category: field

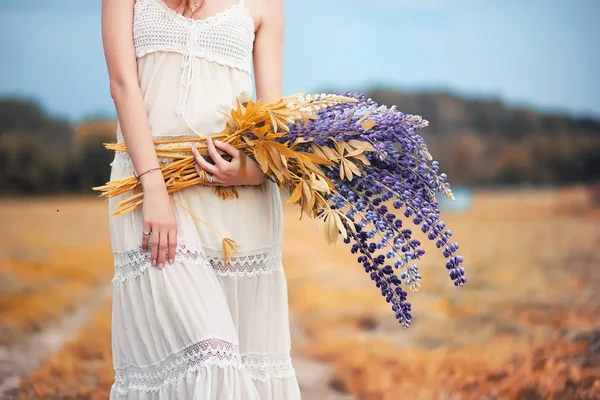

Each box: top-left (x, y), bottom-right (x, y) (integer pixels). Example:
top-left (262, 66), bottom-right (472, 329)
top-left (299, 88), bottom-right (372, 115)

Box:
top-left (1, 188), bottom-right (599, 399)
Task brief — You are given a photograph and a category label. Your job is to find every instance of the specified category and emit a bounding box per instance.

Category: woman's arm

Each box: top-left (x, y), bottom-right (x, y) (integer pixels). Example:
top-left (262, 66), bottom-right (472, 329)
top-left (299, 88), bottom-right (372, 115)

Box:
top-left (102, 0), bottom-right (157, 179)
top-left (101, 0), bottom-right (177, 267)
top-left (253, 0), bottom-right (284, 101)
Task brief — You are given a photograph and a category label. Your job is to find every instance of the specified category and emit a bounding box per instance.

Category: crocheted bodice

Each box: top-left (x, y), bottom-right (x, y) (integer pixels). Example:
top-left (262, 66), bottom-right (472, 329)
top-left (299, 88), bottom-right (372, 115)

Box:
top-left (127, 0), bottom-right (255, 134)
top-left (133, 0), bottom-right (255, 73)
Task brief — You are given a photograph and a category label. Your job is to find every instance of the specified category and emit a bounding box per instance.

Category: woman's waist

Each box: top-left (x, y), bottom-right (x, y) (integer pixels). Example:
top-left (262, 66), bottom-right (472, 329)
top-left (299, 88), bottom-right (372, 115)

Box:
top-left (138, 62), bottom-right (253, 135)
top-left (111, 133), bottom-right (206, 169)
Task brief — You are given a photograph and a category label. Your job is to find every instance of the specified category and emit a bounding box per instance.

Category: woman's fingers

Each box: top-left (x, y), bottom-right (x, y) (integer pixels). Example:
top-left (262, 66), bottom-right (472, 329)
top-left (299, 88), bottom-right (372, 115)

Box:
top-left (192, 140), bottom-right (237, 186)
top-left (206, 137), bottom-right (226, 167)
top-left (150, 230), bottom-right (159, 266)
top-left (157, 230), bottom-right (168, 268)
top-left (214, 139), bottom-right (239, 159)
top-left (192, 147), bottom-right (219, 176)
top-left (167, 228), bottom-right (177, 265)
top-left (194, 164), bottom-right (221, 186)
top-left (142, 221), bottom-right (151, 251)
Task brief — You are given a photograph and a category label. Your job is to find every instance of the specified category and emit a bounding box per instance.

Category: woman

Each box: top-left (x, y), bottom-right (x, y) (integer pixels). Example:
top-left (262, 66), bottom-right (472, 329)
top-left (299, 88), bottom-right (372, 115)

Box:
top-left (101, 0), bottom-right (301, 398)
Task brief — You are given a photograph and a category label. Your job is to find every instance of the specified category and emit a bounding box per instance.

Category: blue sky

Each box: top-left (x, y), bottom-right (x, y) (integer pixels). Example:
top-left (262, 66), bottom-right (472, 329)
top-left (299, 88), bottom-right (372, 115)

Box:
top-left (0, 0), bottom-right (598, 121)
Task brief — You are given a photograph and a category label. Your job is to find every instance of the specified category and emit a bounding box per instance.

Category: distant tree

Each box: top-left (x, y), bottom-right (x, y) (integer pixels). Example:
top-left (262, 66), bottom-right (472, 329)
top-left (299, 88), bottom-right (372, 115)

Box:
top-left (76, 134), bottom-right (114, 192)
top-left (0, 98), bottom-right (73, 150)
top-left (0, 131), bottom-right (68, 194)
top-left (492, 143), bottom-right (534, 185)
top-left (0, 99), bottom-right (46, 136)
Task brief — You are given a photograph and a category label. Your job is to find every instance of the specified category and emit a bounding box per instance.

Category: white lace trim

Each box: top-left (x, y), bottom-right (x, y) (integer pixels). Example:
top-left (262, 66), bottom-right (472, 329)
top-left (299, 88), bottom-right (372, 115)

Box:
top-left (112, 240), bottom-right (283, 282)
top-left (133, 0), bottom-right (254, 72)
top-left (242, 352), bottom-right (296, 382)
top-left (112, 337), bottom-right (243, 394)
top-left (110, 135), bottom-right (203, 167)
top-left (113, 338), bottom-right (296, 393)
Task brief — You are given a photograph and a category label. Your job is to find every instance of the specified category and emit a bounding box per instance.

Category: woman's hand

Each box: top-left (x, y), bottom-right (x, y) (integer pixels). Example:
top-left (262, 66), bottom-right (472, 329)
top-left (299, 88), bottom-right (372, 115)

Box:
top-left (192, 137), bottom-right (267, 186)
top-left (140, 173), bottom-right (178, 269)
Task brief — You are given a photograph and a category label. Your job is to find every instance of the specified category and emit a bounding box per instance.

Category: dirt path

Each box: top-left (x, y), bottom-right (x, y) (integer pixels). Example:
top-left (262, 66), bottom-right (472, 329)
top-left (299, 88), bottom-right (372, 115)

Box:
top-left (289, 311), bottom-right (358, 400)
top-left (0, 284), bottom-right (112, 398)
top-left (283, 216), bottom-right (362, 399)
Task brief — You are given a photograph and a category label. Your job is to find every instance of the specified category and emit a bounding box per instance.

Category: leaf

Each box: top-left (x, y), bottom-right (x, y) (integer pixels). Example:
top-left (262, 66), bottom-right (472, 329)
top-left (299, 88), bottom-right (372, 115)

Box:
top-left (311, 144), bottom-right (327, 158)
top-left (238, 151), bottom-right (247, 176)
top-left (348, 139), bottom-right (376, 153)
top-left (327, 211), bottom-right (339, 244)
top-left (254, 146), bottom-right (271, 175)
top-left (317, 174), bottom-right (335, 191)
top-left (299, 152), bottom-right (333, 168)
top-left (310, 174), bottom-right (329, 193)
top-left (292, 137), bottom-right (312, 147)
top-left (333, 211), bottom-right (348, 240)
top-left (269, 111), bottom-right (279, 133)
top-left (319, 208), bottom-right (352, 245)
top-left (346, 109), bottom-right (356, 125)
top-left (346, 142), bottom-right (374, 158)
top-left (288, 183), bottom-right (303, 204)
top-left (302, 180), bottom-right (315, 216)
top-left (242, 136), bottom-right (254, 146)
top-left (313, 144), bottom-right (339, 161)
top-left (356, 112), bottom-right (371, 125)
top-left (360, 120), bottom-right (377, 131)
top-left (215, 187), bottom-right (239, 200)
top-left (266, 145), bottom-right (287, 182)
top-left (279, 150), bottom-right (288, 168)
top-left (350, 153), bottom-right (371, 166)
top-left (339, 159), bottom-right (359, 182)
top-left (334, 141), bottom-right (346, 158)
top-left (346, 159), bottom-right (361, 178)
top-left (222, 238), bottom-right (240, 266)
top-left (275, 115), bottom-right (290, 132)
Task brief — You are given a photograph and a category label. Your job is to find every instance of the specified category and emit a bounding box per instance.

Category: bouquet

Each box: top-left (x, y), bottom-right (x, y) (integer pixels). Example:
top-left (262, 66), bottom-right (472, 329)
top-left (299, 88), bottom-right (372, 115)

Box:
top-left (94, 92), bottom-right (466, 327)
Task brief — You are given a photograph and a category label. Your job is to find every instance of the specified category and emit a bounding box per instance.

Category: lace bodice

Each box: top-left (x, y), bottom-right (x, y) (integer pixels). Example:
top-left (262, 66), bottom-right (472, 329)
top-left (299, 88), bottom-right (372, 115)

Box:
top-left (133, 0), bottom-right (255, 73)
top-left (130, 0), bottom-right (255, 134)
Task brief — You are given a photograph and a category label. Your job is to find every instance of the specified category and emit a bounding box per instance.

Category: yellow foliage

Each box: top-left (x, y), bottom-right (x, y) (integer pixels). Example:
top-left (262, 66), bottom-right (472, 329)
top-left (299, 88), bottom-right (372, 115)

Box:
top-left (6, 192), bottom-right (600, 399)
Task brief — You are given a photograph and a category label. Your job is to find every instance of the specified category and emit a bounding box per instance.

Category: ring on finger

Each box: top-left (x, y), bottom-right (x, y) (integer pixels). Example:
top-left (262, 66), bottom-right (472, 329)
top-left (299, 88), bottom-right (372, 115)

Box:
top-left (208, 174), bottom-right (214, 184)
top-left (143, 231), bottom-right (151, 236)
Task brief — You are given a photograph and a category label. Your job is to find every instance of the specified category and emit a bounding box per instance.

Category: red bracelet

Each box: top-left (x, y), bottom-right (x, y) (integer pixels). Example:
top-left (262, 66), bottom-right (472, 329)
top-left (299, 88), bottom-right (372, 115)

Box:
top-left (135, 167), bottom-right (162, 180)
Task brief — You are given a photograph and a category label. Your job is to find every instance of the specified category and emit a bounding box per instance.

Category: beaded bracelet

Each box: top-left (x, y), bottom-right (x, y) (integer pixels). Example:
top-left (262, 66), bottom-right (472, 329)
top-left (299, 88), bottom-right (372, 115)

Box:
top-left (134, 167), bottom-right (162, 180)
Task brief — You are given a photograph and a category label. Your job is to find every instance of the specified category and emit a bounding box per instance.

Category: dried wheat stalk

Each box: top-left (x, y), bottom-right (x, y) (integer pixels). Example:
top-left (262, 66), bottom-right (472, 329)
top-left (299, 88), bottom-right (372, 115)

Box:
top-left (93, 93), bottom-right (371, 262)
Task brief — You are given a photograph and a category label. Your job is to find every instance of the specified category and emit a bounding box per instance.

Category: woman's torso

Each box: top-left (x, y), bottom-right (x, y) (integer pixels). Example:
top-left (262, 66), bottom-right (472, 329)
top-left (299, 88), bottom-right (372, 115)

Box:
top-left (115, 0), bottom-right (256, 149)
top-left (109, 0), bottom-right (284, 251)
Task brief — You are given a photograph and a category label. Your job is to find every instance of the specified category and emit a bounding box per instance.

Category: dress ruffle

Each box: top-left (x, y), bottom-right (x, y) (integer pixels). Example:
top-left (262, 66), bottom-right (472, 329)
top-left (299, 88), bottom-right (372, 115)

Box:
top-left (110, 227), bottom-right (300, 398)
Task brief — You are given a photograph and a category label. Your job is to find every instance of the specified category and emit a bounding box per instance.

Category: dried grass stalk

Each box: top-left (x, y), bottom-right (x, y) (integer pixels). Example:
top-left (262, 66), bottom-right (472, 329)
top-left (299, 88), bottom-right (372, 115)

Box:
top-left (93, 93), bottom-right (371, 262)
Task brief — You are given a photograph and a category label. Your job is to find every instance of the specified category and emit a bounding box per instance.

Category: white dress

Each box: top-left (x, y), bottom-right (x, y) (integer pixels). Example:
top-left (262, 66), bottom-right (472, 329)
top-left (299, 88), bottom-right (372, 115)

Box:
top-left (107, 0), bottom-right (301, 398)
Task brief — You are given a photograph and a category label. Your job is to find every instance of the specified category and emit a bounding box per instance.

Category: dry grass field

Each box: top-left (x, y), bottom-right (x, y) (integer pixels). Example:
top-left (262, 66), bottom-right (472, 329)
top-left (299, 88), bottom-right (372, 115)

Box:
top-left (1, 187), bottom-right (599, 399)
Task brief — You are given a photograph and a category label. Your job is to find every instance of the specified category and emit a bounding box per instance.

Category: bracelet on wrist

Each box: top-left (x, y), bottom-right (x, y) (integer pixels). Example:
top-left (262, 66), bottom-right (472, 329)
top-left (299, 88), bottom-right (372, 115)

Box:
top-left (135, 167), bottom-right (162, 181)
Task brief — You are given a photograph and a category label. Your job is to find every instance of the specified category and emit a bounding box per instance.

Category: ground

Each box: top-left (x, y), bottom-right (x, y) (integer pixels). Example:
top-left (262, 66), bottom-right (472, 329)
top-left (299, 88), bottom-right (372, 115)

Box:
top-left (1, 188), bottom-right (599, 399)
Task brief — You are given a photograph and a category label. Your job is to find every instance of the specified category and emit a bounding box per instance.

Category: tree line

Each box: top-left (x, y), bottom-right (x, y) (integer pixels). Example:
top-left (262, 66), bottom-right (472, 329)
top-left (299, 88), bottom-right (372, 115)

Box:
top-left (1, 92), bottom-right (599, 195)
top-left (367, 88), bottom-right (600, 185)
top-left (0, 99), bottom-right (115, 194)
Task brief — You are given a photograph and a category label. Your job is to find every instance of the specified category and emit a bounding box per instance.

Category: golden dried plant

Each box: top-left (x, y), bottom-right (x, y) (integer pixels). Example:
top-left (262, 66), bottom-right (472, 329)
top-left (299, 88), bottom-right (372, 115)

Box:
top-left (93, 93), bottom-right (376, 262)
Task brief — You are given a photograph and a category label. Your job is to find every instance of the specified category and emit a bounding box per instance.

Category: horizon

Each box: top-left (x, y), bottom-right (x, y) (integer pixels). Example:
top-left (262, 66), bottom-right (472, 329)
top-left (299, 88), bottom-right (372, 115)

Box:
top-left (4, 85), bottom-right (600, 125)
top-left (0, 0), bottom-right (599, 121)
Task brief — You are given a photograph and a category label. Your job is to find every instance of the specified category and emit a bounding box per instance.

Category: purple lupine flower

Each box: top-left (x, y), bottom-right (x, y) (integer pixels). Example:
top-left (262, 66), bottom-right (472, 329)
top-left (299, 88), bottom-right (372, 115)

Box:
top-left (280, 92), bottom-right (465, 327)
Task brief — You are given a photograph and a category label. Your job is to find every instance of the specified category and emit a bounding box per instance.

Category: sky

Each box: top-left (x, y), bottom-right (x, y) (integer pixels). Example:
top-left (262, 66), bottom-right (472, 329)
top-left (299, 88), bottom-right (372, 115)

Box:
top-left (0, 0), bottom-right (598, 121)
